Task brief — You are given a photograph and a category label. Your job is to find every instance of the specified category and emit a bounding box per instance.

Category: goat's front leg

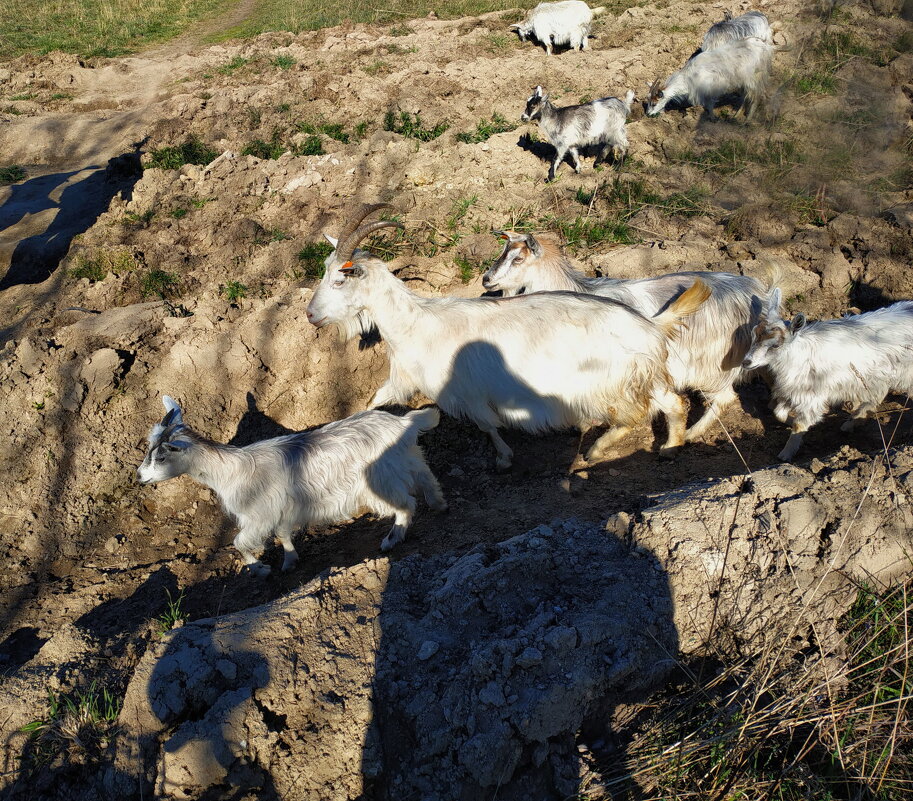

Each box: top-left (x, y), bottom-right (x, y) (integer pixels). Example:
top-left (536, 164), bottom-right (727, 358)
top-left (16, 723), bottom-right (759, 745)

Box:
top-left (233, 529), bottom-right (271, 577)
top-left (547, 147), bottom-right (566, 182)
top-left (568, 146), bottom-right (582, 173)
top-left (584, 425), bottom-right (632, 464)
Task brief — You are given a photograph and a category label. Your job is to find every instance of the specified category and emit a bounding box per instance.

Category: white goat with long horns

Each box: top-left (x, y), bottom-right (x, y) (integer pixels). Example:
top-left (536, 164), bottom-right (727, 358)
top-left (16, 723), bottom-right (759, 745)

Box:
top-left (482, 230), bottom-right (766, 442)
top-left (137, 395), bottom-right (446, 575)
top-left (305, 204), bottom-right (711, 468)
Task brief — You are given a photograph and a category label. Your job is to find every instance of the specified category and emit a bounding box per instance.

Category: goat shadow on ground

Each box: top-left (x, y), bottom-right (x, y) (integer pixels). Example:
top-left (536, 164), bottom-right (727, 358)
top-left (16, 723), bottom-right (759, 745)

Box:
top-left (516, 133), bottom-right (624, 177)
top-left (0, 149), bottom-right (142, 290)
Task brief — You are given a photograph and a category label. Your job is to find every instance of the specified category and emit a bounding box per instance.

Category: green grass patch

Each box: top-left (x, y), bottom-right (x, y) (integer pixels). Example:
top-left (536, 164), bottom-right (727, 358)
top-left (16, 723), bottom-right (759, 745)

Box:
top-left (296, 120), bottom-right (368, 144)
top-left (272, 53), bottom-right (296, 69)
top-left (141, 269), bottom-right (178, 298)
top-left (543, 214), bottom-right (634, 249)
top-left (456, 112), bottom-right (516, 144)
top-left (293, 135), bottom-right (323, 156)
top-left (383, 110), bottom-right (449, 142)
top-left (155, 588), bottom-right (187, 635)
top-left (242, 135), bottom-right (287, 160)
top-left (69, 249), bottom-right (135, 282)
top-left (0, 164), bottom-right (26, 184)
top-left (170, 207), bottom-right (188, 219)
top-left (216, 55), bottom-right (248, 75)
top-left (676, 138), bottom-right (801, 176)
top-left (221, 280), bottom-right (249, 306)
top-left (147, 135), bottom-right (218, 170)
top-left (0, 0), bottom-right (234, 60)
top-left (297, 241), bottom-right (334, 279)
top-left (20, 681), bottom-right (121, 772)
top-left (455, 255), bottom-right (482, 284)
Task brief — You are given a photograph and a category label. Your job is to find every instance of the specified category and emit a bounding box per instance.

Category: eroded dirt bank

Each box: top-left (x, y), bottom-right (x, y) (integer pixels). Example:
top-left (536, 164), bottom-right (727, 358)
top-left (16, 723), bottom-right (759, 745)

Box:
top-left (1, 0), bottom-right (912, 797)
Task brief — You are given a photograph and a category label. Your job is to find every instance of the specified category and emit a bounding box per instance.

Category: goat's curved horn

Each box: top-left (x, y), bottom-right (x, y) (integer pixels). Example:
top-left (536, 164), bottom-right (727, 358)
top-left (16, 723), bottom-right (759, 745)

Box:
top-left (337, 219), bottom-right (404, 261)
top-left (335, 203), bottom-right (402, 261)
top-left (648, 78), bottom-right (662, 96)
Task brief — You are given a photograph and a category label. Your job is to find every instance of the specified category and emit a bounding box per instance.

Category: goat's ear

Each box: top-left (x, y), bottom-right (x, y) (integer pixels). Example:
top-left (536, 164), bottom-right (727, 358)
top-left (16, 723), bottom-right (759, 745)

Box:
top-left (767, 288), bottom-right (782, 316)
top-left (492, 229), bottom-right (509, 240)
top-left (324, 233), bottom-right (339, 248)
top-left (533, 85), bottom-right (543, 98)
top-left (339, 262), bottom-right (366, 278)
top-left (790, 313), bottom-right (806, 333)
top-left (161, 395), bottom-right (183, 426)
top-left (509, 23), bottom-right (520, 31)
top-left (524, 234), bottom-right (542, 257)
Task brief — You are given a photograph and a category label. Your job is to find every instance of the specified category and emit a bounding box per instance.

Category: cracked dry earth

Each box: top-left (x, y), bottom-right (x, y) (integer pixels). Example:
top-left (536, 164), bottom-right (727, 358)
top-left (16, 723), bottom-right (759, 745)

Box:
top-left (0, 0), bottom-right (912, 797)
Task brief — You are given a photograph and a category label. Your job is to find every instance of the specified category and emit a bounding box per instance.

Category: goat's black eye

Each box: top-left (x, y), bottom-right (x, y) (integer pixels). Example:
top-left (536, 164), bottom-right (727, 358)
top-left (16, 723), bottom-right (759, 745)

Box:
top-left (658, 91), bottom-right (664, 99)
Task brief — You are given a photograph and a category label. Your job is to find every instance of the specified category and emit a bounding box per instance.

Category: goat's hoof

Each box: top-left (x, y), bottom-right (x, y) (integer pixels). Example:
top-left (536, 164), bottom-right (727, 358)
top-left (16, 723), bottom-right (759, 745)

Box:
top-left (431, 501), bottom-right (449, 513)
top-left (658, 444), bottom-right (682, 461)
top-left (840, 420), bottom-right (856, 433)
top-left (281, 557), bottom-right (299, 573)
top-left (495, 459), bottom-right (513, 473)
top-left (777, 450), bottom-right (796, 463)
top-left (241, 562), bottom-right (271, 578)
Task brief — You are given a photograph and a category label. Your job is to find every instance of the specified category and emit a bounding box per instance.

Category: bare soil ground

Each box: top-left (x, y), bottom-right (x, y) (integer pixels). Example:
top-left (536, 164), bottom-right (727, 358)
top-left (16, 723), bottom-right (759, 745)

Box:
top-left (0, 0), bottom-right (912, 797)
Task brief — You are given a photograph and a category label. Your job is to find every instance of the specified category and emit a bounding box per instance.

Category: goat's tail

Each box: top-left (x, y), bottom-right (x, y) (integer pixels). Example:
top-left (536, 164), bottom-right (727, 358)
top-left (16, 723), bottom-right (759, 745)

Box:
top-left (653, 279), bottom-right (712, 338)
top-left (405, 407), bottom-right (441, 435)
top-left (591, 6), bottom-right (607, 16)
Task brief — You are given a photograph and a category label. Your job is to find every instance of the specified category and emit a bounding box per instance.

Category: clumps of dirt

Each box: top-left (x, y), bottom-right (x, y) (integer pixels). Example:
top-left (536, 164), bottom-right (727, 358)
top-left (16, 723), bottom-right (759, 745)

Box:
top-left (30, 444), bottom-right (905, 800)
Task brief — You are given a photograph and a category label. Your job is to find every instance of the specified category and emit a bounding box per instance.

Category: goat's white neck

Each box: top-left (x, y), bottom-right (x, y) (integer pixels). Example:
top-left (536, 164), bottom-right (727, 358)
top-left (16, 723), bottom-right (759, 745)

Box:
top-left (359, 267), bottom-right (424, 346)
top-left (184, 441), bottom-right (252, 502)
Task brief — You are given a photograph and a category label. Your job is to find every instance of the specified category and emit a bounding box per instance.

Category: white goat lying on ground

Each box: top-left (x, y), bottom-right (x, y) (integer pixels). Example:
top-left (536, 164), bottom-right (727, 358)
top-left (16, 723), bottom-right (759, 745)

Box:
top-left (742, 290), bottom-right (913, 462)
top-left (483, 230), bottom-right (766, 442)
top-left (646, 36), bottom-right (774, 119)
top-left (306, 205), bottom-right (711, 468)
top-left (137, 395), bottom-right (446, 575)
top-left (510, 1), bottom-right (605, 55)
top-left (522, 85), bottom-right (634, 181)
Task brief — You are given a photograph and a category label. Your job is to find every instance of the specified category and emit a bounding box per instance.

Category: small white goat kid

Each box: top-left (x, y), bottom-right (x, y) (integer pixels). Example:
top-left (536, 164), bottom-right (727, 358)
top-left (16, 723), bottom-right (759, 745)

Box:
top-left (522, 85), bottom-right (634, 182)
top-left (646, 36), bottom-right (774, 119)
top-left (137, 395), bottom-right (446, 575)
top-left (510, 1), bottom-right (605, 55)
top-left (483, 231), bottom-right (765, 442)
top-left (742, 290), bottom-right (913, 462)
top-left (306, 205), bottom-right (711, 469)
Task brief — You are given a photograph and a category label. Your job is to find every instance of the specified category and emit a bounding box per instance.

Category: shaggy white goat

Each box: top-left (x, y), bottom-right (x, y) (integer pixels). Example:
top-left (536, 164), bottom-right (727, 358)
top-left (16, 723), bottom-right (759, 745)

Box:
top-left (522, 85), bottom-right (634, 182)
top-left (137, 395), bottom-right (446, 575)
top-left (699, 10), bottom-right (774, 52)
top-left (646, 36), bottom-right (774, 119)
top-left (742, 290), bottom-right (913, 462)
top-left (306, 205), bottom-right (711, 469)
top-left (510, 1), bottom-right (605, 55)
top-left (483, 231), bottom-right (765, 442)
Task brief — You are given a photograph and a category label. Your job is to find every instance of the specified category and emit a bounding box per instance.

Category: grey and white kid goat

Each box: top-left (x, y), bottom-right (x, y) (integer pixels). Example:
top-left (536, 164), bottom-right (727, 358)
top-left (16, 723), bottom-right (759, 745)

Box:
top-left (138, 395), bottom-right (446, 575)
top-left (510, 1), bottom-right (605, 55)
top-left (522, 85), bottom-right (634, 181)
top-left (306, 205), bottom-right (711, 469)
top-left (646, 37), bottom-right (774, 119)
top-left (742, 290), bottom-right (913, 462)
top-left (483, 230), bottom-right (766, 442)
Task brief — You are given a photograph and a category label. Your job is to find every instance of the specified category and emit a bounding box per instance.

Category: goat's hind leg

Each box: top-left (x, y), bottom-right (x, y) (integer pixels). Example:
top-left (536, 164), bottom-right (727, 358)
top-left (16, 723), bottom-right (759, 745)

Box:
top-left (584, 425), bottom-right (633, 464)
top-left (414, 458), bottom-right (447, 512)
top-left (685, 386), bottom-right (738, 442)
top-left (651, 387), bottom-right (688, 454)
top-left (381, 497), bottom-right (416, 552)
top-left (277, 528), bottom-right (299, 572)
top-left (840, 401), bottom-right (876, 433)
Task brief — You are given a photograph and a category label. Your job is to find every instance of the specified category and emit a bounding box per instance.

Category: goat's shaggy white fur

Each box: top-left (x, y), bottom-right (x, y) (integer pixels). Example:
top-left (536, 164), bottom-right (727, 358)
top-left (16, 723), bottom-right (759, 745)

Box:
top-left (137, 396), bottom-right (445, 575)
top-left (743, 290), bottom-right (913, 462)
top-left (306, 242), bottom-right (711, 468)
top-left (483, 231), bottom-right (766, 441)
top-left (646, 36), bottom-right (774, 118)
top-left (510, 1), bottom-right (605, 55)
top-left (701, 10), bottom-right (773, 51)
top-left (522, 85), bottom-right (634, 181)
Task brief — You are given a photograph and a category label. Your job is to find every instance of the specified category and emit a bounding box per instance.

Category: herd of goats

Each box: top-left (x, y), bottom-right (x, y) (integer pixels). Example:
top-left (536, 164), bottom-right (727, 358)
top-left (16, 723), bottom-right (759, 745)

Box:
top-left (137, 6), bottom-right (913, 575)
